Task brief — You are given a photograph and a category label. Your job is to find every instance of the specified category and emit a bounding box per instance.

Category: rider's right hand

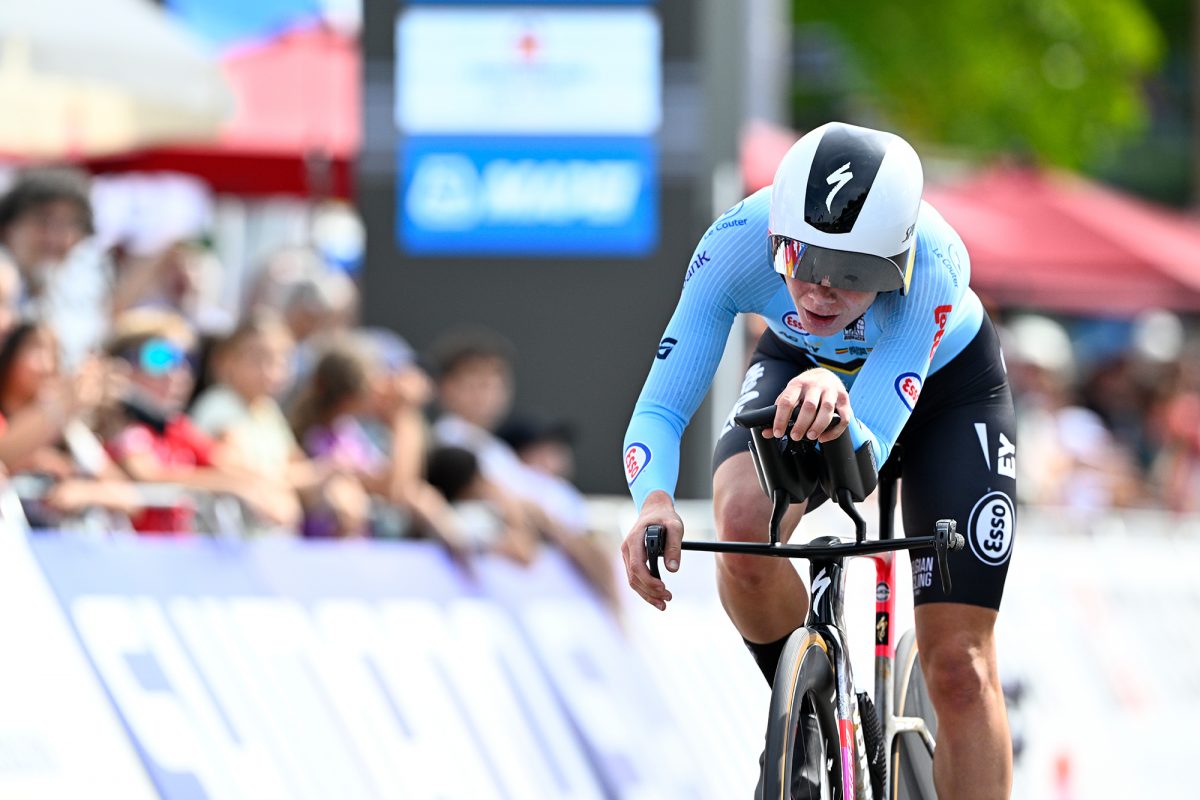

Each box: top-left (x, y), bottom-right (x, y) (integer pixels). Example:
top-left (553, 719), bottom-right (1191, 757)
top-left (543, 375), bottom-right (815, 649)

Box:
top-left (620, 489), bottom-right (683, 611)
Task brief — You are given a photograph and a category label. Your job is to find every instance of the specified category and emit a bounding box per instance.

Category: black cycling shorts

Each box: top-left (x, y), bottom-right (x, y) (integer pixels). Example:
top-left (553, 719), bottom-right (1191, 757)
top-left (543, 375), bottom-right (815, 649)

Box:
top-left (712, 316), bottom-right (1016, 611)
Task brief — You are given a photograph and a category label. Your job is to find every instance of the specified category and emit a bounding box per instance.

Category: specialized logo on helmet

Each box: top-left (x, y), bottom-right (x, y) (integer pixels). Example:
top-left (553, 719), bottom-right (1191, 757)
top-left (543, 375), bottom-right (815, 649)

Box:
top-left (825, 162), bottom-right (854, 212)
top-left (895, 372), bottom-right (922, 411)
top-left (624, 443), bottom-right (651, 484)
top-left (804, 126), bottom-right (888, 234)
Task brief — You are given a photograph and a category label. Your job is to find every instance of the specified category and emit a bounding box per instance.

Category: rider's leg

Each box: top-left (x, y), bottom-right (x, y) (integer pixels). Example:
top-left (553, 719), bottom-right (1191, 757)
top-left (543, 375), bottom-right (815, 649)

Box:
top-left (713, 452), bottom-right (808, 648)
top-left (915, 603), bottom-right (1012, 800)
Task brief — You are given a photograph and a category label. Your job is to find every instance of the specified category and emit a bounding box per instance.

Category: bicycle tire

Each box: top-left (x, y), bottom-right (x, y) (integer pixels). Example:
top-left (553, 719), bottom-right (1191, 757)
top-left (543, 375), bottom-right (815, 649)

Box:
top-left (891, 629), bottom-right (938, 800)
top-left (761, 629), bottom-right (842, 800)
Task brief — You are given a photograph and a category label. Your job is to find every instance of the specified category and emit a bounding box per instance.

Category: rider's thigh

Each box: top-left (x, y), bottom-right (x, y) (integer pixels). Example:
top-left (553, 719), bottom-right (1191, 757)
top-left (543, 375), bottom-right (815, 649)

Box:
top-left (713, 452), bottom-right (807, 544)
top-left (712, 452), bottom-right (807, 589)
top-left (913, 602), bottom-right (1002, 717)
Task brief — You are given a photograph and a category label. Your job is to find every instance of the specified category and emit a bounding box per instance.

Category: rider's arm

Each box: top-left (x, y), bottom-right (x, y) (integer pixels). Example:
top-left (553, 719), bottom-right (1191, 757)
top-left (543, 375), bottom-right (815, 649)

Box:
top-left (842, 220), bottom-right (974, 468)
top-left (623, 190), bottom-right (780, 509)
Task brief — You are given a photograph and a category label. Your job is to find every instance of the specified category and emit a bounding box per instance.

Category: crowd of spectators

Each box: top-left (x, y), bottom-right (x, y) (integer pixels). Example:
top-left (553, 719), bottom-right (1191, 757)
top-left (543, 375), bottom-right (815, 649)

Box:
top-left (1, 164), bottom-right (1197, 594)
top-left (0, 166), bottom-right (618, 611)
top-left (997, 310), bottom-right (1200, 517)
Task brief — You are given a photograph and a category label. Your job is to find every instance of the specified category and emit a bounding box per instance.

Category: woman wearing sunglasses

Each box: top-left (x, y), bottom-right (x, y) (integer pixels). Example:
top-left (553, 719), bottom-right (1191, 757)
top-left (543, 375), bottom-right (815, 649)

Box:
top-left (620, 122), bottom-right (1015, 799)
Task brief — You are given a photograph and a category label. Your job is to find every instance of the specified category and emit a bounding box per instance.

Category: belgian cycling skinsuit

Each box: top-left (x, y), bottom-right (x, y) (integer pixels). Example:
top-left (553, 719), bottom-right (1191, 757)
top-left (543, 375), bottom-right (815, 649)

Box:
top-left (623, 186), bottom-right (1015, 609)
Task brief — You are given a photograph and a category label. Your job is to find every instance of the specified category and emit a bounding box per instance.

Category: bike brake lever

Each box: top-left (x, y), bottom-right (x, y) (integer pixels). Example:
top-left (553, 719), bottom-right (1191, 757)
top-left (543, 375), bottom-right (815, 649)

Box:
top-left (934, 519), bottom-right (963, 593)
top-left (644, 524), bottom-right (665, 580)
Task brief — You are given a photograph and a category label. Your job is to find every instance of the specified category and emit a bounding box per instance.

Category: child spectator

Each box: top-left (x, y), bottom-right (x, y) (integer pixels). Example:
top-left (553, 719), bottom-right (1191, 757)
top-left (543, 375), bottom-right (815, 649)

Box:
top-left (104, 309), bottom-right (300, 534)
top-left (289, 335), bottom-right (468, 553)
top-left (189, 314), bottom-right (369, 537)
top-left (426, 446), bottom-right (537, 564)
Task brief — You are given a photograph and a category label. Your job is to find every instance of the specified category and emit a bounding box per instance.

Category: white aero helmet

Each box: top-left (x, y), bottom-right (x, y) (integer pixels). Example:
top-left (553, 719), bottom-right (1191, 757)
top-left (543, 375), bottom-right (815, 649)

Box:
top-left (769, 121), bottom-right (923, 294)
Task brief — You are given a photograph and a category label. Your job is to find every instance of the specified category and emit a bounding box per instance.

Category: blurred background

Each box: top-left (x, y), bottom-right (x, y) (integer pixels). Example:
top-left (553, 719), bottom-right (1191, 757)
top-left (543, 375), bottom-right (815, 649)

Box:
top-left (0, 0), bottom-right (1198, 797)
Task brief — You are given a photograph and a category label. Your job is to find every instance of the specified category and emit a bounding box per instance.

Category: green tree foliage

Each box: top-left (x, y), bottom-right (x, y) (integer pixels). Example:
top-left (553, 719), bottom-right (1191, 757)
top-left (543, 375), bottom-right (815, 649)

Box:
top-left (796, 0), bottom-right (1164, 167)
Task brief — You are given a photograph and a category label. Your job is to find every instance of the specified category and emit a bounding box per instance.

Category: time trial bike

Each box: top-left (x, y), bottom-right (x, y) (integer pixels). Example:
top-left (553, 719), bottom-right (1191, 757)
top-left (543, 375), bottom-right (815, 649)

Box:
top-left (644, 405), bottom-right (963, 799)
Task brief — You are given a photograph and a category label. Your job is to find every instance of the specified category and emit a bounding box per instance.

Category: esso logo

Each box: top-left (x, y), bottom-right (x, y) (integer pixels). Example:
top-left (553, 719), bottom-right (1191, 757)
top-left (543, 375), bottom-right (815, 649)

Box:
top-left (968, 491), bottom-right (1015, 565)
top-left (894, 372), bottom-right (922, 411)
top-left (624, 443), bottom-right (651, 484)
top-left (782, 312), bottom-right (807, 334)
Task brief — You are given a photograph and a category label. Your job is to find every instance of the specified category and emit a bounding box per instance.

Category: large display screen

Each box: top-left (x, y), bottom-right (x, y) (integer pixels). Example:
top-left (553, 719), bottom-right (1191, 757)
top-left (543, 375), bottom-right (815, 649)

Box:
top-left (394, 3), bottom-right (662, 257)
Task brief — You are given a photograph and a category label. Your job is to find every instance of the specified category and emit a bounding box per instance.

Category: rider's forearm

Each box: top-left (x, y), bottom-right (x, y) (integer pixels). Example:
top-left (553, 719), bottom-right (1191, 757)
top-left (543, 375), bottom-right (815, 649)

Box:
top-left (622, 402), bottom-right (686, 510)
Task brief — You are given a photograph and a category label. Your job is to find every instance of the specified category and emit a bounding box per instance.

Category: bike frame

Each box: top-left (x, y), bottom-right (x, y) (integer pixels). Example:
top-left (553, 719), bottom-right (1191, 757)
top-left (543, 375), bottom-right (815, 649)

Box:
top-left (670, 472), bottom-right (941, 797)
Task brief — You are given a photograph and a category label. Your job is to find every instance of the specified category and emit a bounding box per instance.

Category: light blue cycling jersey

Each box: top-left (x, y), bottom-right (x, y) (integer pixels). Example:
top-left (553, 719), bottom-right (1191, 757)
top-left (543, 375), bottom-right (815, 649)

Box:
top-left (623, 186), bottom-right (984, 509)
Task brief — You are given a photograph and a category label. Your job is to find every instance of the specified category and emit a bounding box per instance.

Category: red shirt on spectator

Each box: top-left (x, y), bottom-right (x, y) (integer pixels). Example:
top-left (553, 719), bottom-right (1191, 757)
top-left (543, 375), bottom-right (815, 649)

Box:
top-left (107, 416), bottom-right (215, 534)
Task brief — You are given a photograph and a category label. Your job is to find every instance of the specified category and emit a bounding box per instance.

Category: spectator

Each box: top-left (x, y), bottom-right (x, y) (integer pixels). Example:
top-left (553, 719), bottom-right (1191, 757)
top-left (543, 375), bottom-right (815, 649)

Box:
top-left (431, 329), bottom-right (589, 531)
top-left (103, 309), bottom-right (300, 534)
top-left (431, 329), bottom-right (618, 610)
top-left (0, 256), bottom-right (20, 338)
top-left (189, 313), bottom-right (369, 537)
top-left (289, 335), bottom-right (468, 553)
top-left (426, 445), bottom-right (537, 564)
top-left (0, 168), bottom-right (108, 364)
top-left (111, 240), bottom-right (230, 333)
top-left (0, 319), bottom-right (138, 523)
top-left (496, 415), bottom-right (578, 482)
top-left (1150, 356), bottom-right (1200, 512)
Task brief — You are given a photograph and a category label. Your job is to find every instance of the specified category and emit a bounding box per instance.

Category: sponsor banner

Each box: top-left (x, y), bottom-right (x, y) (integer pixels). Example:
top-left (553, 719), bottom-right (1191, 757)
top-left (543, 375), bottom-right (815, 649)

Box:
top-left (12, 503), bottom-right (1200, 800)
top-left (0, 526), bottom-right (156, 799)
top-left (27, 533), bottom-right (747, 799)
top-left (399, 135), bottom-right (657, 256)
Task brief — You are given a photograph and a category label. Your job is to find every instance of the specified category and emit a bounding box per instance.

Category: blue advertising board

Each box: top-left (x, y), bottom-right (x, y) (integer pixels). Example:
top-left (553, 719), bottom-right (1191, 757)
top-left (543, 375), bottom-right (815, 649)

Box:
top-left (26, 533), bottom-right (749, 798)
top-left (398, 136), bottom-right (658, 257)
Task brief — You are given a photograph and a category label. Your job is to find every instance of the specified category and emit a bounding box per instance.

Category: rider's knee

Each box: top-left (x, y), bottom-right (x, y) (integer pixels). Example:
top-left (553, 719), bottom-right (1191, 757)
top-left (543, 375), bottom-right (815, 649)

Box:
top-left (921, 636), bottom-right (998, 718)
top-left (713, 491), bottom-right (775, 589)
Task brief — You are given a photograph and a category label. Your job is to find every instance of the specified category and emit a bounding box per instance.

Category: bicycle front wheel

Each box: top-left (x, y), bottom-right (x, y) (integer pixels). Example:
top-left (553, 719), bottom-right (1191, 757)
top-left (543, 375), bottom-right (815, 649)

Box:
top-left (761, 628), bottom-right (842, 800)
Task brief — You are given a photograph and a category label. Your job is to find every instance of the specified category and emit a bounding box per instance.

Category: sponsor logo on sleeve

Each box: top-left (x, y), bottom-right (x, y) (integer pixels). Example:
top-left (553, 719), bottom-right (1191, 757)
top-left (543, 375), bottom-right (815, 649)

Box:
top-left (967, 491), bottom-right (1015, 566)
top-left (624, 443), bottom-right (652, 485)
top-left (929, 304), bottom-right (953, 361)
top-left (702, 200), bottom-right (747, 240)
top-left (682, 251), bottom-right (710, 285)
top-left (895, 372), bottom-right (922, 410)
top-left (656, 337), bottom-right (678, 360)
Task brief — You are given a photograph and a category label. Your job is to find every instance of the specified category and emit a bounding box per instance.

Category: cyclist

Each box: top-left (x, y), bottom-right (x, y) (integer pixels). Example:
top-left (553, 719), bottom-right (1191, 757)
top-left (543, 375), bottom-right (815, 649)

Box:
top-left (620, 122), bottom-right (1014, 799)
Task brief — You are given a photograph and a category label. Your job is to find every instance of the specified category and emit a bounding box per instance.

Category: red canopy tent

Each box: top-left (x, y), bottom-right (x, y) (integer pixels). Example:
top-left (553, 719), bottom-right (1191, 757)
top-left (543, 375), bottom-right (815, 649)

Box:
top-left (740, 122), bottom-right (1200, 316)
top-left (89, 26), bottom-right (359, 198)
top-left (923, 169), bottom-right (1200, 316)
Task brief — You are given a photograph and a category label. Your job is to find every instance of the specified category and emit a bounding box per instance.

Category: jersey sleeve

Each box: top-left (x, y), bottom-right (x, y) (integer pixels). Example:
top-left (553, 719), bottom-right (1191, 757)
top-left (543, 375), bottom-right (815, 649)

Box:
top-left (843, 217), bottom-right (970, 468)
top-left (622, 190), bottom-right (780, 509)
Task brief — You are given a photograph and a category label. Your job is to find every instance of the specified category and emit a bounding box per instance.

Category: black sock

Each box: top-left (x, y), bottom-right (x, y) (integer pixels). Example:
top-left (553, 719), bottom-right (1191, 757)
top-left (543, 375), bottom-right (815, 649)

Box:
top-left (743, 633), bottom-right (792, 687)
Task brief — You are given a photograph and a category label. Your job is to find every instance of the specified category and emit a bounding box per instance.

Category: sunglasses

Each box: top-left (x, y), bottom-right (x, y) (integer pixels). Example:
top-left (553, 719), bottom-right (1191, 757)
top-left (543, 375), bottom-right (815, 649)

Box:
top-left (135, 339), bottom-right (191, 376)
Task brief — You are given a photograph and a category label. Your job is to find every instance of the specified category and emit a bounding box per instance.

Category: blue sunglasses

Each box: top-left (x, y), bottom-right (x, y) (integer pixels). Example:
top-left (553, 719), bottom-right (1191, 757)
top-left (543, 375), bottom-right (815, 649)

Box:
top-left (136, 339), bottom-right (190, 375)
